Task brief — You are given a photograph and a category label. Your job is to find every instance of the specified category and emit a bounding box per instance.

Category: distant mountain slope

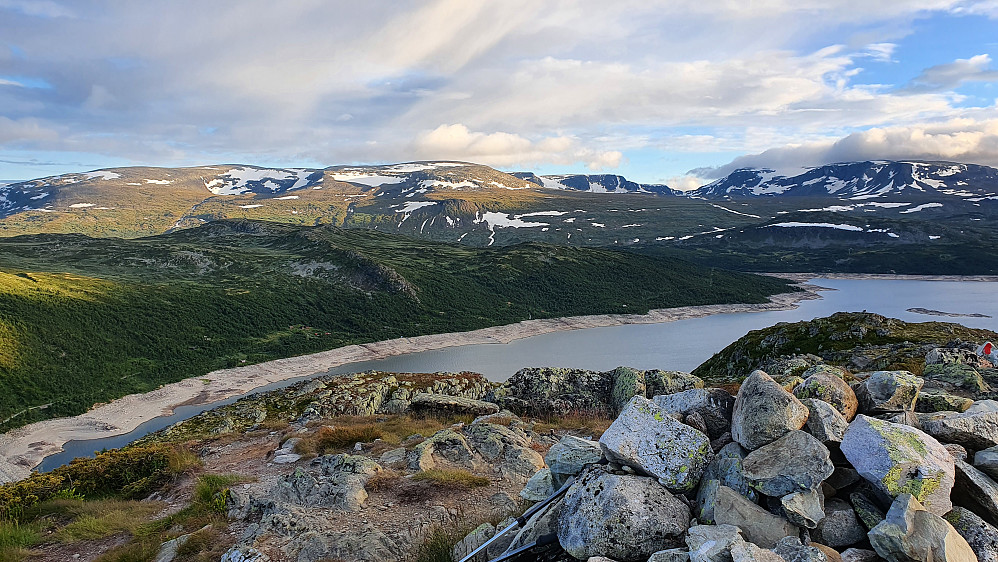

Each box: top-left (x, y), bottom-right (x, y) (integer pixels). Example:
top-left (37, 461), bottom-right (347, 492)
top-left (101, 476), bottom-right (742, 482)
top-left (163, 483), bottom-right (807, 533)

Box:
top-left (511, 172), bottom-right (679, 195)
top-left (692, 160), bottom-right (998, 200)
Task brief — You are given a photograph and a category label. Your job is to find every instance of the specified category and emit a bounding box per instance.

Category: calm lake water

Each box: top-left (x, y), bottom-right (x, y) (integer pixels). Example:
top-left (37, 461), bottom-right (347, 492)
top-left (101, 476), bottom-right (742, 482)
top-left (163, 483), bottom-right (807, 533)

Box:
top-left (39, 278), bottom-right (998, 470)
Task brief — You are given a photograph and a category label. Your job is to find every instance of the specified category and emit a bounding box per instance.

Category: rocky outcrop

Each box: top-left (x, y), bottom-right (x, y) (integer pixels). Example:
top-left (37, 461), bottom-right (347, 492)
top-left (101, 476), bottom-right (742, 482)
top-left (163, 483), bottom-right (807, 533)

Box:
top-left (854, 371), bottom-right (923, 414)
top-left (921, 400), bottom-right (998, 450)
top-left (490, 366), bottom-right (702, 418)
top-left (409, 392), bottom-right (500, 416)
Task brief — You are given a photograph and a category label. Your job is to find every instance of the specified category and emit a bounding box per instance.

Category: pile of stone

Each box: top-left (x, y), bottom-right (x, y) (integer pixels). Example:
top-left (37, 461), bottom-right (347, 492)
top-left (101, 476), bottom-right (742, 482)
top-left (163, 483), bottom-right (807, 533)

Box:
top-left (490, 365), bottom-right (998, 562)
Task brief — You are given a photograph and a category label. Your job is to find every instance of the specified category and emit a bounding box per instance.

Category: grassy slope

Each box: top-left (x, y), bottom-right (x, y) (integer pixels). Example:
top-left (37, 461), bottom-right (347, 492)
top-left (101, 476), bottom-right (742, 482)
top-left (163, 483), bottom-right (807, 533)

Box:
top-left (0, 220), bottom-right (793, 430)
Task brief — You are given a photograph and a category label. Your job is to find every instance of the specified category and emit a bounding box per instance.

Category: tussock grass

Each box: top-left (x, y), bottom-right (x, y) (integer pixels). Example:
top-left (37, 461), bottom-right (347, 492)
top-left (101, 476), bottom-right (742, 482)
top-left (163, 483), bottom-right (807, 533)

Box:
top-left (0, 520), bottom-right (40, 562)
top-left (533, 412), bottom-right (614, 439)
top-left (411, 469), bottom-right (490, 489)
top-left (55, 500), bottom-right (163, 543)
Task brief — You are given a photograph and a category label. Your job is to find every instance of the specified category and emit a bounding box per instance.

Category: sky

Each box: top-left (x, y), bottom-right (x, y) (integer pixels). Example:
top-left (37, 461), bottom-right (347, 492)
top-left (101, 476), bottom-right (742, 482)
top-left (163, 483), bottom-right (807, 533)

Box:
top-left (1, 1), bottom-right (997, 187)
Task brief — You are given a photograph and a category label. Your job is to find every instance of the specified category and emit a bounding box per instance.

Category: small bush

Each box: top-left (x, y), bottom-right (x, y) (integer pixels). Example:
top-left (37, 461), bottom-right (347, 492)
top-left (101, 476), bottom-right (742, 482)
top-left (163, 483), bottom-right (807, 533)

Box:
top-left (192, 474), bottom-right (243, 515)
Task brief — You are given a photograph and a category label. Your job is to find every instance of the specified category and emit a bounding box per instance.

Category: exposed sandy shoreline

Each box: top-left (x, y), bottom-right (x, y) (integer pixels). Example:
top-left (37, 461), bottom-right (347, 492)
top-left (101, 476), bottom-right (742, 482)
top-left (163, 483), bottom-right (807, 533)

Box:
top-left (3, 273), bottom-right (996, 484)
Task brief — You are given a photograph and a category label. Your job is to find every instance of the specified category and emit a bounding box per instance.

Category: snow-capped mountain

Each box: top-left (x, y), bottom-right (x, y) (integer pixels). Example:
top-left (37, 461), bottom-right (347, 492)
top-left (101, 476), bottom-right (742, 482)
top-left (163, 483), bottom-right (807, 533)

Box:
top-left (512, 173), bottom-right (679, 195)
top-left (692, 161), bottom-right (998, 201)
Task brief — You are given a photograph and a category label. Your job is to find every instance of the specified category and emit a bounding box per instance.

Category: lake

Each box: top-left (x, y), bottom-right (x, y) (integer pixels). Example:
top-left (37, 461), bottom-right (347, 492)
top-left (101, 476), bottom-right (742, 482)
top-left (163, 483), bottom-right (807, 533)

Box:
top-left (39, 277), bottom-right (998, 470)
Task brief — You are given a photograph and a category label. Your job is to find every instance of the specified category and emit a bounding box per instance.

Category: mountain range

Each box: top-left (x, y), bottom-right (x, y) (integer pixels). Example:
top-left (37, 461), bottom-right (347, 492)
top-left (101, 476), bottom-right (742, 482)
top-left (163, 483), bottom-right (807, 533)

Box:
top-left (0, 159), bottom-right (996, 273)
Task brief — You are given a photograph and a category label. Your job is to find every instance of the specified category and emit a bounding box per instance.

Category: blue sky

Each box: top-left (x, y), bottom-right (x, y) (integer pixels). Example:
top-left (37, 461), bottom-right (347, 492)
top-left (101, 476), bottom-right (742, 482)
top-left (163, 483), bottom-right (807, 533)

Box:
top-left (1, 1), bottom-right (997, 186)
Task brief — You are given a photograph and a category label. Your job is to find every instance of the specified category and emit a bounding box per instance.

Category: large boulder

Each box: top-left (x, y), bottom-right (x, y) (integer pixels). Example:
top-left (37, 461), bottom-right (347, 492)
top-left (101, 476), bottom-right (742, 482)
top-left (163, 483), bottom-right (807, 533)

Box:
top-left (714, 485), bottom-right (799, 549)
top-left (840, 415), bottom-right (955, 515)
top-left (920, 400), bottom-right (998, 450)
top-left (952, 457), bottom-right (998, 526)
top-left (520, 468), bottom-right (556, 501)
top-left (653, 388), bottom-right (736, 441)
top-left (868, 494), bottom-right (977, 562)
top-left (743, 430), bottom-right (834, 497)
top-left (794, 369), bottom-right (859, 421)
top-left (599, 396), bottom-right (713, 492)
top-left (730, 542), bottom-right (785, 562)
top-left (922, 362), bottom-right (990, 395)
top-left (945, 506), bottom-right (998, 562)
top-left (464, 422), bottom-right (544, 482)
top-left (557, 465), bottom-right (690, 562)
top-left (645, 369), bottom-right (704, 396)
top-left (731, 370), bottom-right (810, 451)
top-left (854, 371), bottom-right (923, 414)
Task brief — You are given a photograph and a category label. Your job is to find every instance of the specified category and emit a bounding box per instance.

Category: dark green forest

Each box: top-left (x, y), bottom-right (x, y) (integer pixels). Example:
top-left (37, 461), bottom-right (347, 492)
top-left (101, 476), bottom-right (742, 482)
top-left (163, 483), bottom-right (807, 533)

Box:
top-left (0, 220), bottom-right (793, 430)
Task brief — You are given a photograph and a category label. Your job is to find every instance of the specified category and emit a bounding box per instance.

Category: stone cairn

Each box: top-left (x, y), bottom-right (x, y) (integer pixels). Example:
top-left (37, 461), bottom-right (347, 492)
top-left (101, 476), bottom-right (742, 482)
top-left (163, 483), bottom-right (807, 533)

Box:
top-left (471, 364), bottom-right (998, 562)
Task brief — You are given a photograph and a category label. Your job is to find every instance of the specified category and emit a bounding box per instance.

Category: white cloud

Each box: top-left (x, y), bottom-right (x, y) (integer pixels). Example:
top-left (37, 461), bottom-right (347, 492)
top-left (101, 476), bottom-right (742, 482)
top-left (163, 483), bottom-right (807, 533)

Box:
top-left (904, 54), bottom-right (998, 91)
top-left (700, 116), bottom-right (998, 177)
top-left (412, 124), bottom-right (622, 170)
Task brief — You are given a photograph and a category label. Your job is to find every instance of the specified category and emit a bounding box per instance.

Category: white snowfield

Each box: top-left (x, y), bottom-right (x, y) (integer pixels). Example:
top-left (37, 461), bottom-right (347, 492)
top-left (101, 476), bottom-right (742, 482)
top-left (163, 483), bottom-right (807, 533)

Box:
top-left (69, 203), bottom-right (96, 208)
top-left (84, 171), bottom-right (121, 181)
top-left (768, 222), bottom-right (864, 231)
top-left (900, 202), bottom-right (944, 214)
top-left (393, 201), bottom-right (438, 214)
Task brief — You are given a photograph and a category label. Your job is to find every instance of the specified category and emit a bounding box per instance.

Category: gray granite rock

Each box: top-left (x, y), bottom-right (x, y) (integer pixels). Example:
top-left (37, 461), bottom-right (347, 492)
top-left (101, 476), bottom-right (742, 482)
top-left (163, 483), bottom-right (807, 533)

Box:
top-left (868, 494), bottom-right (976, 562)
top-left (557, 465), bottom-right (690, 562)
top-left (802, 399), bottom-right (849, 444)
top-left (921, 400), bottom-right (998, 449)
top-left (854, 371), bottom-right (923, 414)
top-left (599, 396), bottom-right (713, 492)
top-left (729, 542), bottom-right (784, 562)
top-left (545, 435), bottom-right (603, 486)
top-left (650, 549), bottom-right (693, 562)
top-left (782, 488), bottom-right (826, 529)
top-left (686, 524), bottom-right (743, 562)
top-left (653, 388), bottom-right (736, 440)
top-left (814, 499), bottom-right (866, 549)
top-left (520, 468), bottom-right (557, 501)
top-left (840, 415), bottom-right (954, 515)
top-left (410, 392), bottom-right (500, 416)
top-left (714, 485), bottom-right (799, 549)
top-left (773, 536), bottom-right (829, 562)
top-left (977, 445), bottom-right (998, 480)
top-left (743, 431), bottom-right (834, 497)
top-left (795, 369), bottom-right (859, 421)
top-left (944, 506), bottom-right (998, 562)
top-left (952, 457), bottom-right (998, 526)
top-left (731, 371), bottom-right (809, 451)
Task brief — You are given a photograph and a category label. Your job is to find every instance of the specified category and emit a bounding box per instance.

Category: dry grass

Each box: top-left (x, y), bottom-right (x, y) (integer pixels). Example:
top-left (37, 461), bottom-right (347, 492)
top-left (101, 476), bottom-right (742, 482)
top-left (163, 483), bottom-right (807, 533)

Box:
top-left (53, 500), bottom-right (164, 543)
top-left (295, 414), bottom-right (474, 455)
top-left (532, 412), bottom-right (614, 439)
top-left (365, 470), bottom-right (402, 493)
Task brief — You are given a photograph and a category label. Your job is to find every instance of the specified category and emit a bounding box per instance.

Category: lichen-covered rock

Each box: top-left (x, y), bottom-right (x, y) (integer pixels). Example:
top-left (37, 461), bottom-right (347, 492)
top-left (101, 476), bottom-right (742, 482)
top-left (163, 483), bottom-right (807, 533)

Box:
top-left (272, 454), bottom-right (382, 511)
top-left (743, 430), bottom-right (834, 497)
top-left (220, 546), bottom-right (270, 562)
top-left (839, 549), bottom-right (879, 562)
top-left (521, 468), bottom-right (557, 501)
top-left (813, 499), bottom-right (866, 549)
top-left (408, 428), bottom-right (477, 471)
top-left (696, 479), bottom-right (722, 525)
top-left (645, 370), bottom-right (704, 397)
top-left (599, 396), bottom-right (713, 492)
top-left (795, 369), bottom-right (858, 421)
top-left (782, 488), bottom-right (825, 529)
top-left (545, 435), bottom-right (603, 487)
top-left (802, 399), bottom-right (849, 444)
top-left (952, 457), bottom-right (998, 526)
top-left (686, 524), bottom-right (743, 562)
top-left (452, 522), bottom-right (495, 562)
top-left (464, 422), bottom-right (543, 482)
top-left (505, 497), bottom-right (563, 555)
top-left (922, 362), bottom-right (990, 394)
top-left (921, 400), bottom-right (998, 450)
top-left (653, 388), bottom-right (736, 441)
top-left (945, 506), bottom-right (998, 562)
top-left (915, 393), bottom-right (974, 413)
top-left (714, 485), bottom-right (799, 549)
top-left (868, 494), bottom-right (976, 562)
top-left (840, 415), bottom-right (954, 515)
top-left (731, 370), bottom-right (810, 451)
top-left (849, 491), bottom-right (886, 531)
top-left (410, 392), bottom-right (500, 416)
top-left (702, 443), bottom-right (757, 506)
top-left (773, 536), bottom-right (829, 562)
top-left (557, 465), bottom-right (690, 562)
top-left (854, 371), bottom-right (923, 414)
top-left (610, 366), bottom-right (647, 414)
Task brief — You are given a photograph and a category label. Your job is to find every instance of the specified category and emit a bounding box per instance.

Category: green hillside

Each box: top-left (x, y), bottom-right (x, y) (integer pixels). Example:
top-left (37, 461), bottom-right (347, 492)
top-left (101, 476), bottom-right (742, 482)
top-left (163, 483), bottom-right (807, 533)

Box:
top-left (0, 220), bottom-right (794, 430)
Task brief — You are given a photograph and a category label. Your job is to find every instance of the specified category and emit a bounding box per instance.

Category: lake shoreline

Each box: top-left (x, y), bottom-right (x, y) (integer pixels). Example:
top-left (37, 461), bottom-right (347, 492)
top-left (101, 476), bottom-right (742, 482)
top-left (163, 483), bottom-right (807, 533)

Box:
top-left (4, 272), bottom-right (998, 484)
top-left (0, 282), bottom-right (823, 484)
